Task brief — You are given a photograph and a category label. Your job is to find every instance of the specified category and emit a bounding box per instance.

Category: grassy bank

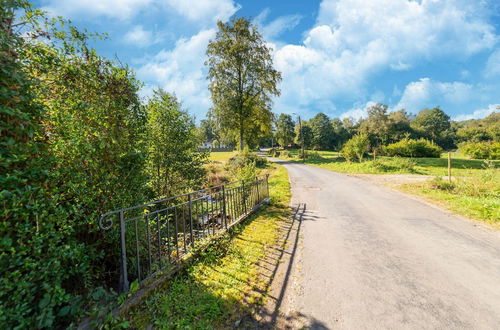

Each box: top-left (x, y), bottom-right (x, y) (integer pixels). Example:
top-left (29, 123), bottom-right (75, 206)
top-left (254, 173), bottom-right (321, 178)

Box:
top-left (125, 161), bottom-right (291, 328)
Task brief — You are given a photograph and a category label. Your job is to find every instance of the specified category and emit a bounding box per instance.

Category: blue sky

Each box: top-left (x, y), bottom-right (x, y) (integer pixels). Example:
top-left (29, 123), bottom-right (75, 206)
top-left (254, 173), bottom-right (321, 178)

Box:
top-left (35, 0), bottom-right (500, 122)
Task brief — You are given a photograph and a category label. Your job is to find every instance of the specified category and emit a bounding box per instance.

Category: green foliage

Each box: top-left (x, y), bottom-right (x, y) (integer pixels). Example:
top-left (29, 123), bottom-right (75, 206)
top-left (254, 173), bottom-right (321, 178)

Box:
top-left (226, 149), bottom-right (267, 181)
top-left (460, 141), bottom-right (500, 160)
top-left (0, 4), bottom-right (208, 328)
top-left (206, 17), bottom-right (281, 150)
top-left (383, 138), bottom-right (442, 158)
top-left (275, 113), bottom-right (295, 147)
top-left (146, 89), bottom-right (207, 197)
top-left (341, 134), bottom-right (370, 162)
top-left (411, 107), bottom-right (452, 147)
top-left (309, 112), bottom-right (335, 149)
top-left (294, 122), bottom-right (313, 149)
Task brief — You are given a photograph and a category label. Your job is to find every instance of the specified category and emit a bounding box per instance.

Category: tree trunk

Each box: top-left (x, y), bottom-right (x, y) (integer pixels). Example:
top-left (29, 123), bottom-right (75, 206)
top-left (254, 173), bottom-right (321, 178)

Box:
top-left (239, 127), bottom-right (244, 151)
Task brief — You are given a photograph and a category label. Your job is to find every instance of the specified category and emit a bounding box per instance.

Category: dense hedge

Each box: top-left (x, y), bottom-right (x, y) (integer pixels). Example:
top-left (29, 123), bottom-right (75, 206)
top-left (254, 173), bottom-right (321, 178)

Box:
top-left (460, 141), bottom-right (500, 160)
top-left (1, 3), bottom-right (206, 327)
top-left (383, 138), bottom-right (442, 158)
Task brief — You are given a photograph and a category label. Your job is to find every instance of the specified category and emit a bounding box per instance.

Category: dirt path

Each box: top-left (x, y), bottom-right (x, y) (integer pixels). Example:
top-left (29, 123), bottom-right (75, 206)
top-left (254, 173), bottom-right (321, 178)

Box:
top-left (265, 159), bottom-right (500, 329)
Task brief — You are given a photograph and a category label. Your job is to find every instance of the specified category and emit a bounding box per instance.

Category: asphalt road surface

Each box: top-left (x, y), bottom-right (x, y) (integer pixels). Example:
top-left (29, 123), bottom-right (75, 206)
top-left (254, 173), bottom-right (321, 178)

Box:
top-left (272, 159), bottom-right (500, 329)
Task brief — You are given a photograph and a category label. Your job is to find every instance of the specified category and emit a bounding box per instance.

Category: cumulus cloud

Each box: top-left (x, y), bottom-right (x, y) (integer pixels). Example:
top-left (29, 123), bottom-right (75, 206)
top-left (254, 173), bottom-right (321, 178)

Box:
top-left (137, 29), bottom-right (215, 119)
top-left (41, 0), bottom-right (153, 20)
top-left (395, 78), bottom-right (475, 112)
top-left (42, 0), bottom-right (238, 23)
top-left (340, 101), bottom-right (377, 121)
top-left (254, 9), bottom-right (302, 41)
top-left (484, 49), bottom-right (500, 78)
top-left (164, 0), bottom-right (239, 25)
top-left (454, 104), bottom-right (499, 121)
top-left (272, 0), bottom-right (498, 115)
top-left (123, 25), bottom-right (161, 47)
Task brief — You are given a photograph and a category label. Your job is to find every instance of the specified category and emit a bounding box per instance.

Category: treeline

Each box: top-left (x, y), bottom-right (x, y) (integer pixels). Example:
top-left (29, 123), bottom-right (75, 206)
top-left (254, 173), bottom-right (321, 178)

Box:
top-left (268, 104), bottom-right (499, 158)
top-left (1, 2), bottom-right (205, 328)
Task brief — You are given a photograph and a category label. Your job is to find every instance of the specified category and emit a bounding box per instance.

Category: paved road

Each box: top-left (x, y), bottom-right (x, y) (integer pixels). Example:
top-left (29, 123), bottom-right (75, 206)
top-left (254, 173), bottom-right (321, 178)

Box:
top-left (273, 159), bottom-right (500, 329)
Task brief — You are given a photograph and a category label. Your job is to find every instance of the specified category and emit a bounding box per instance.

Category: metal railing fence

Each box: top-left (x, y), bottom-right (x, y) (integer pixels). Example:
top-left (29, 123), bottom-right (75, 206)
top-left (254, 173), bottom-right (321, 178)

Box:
top-left (99, 175), bottom-right (270, 292)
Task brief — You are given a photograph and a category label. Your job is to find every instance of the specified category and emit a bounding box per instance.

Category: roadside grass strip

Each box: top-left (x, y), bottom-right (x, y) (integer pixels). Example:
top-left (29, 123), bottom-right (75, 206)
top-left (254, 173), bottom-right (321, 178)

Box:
top-left (125, 164), bottom-right (291, 328)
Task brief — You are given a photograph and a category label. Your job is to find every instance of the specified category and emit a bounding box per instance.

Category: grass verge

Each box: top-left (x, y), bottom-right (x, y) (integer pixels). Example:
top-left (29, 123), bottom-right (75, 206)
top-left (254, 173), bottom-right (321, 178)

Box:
top-left (397, 169), bottom-right (500, 224)
top-left (124, 162), bottom-right (291, 329)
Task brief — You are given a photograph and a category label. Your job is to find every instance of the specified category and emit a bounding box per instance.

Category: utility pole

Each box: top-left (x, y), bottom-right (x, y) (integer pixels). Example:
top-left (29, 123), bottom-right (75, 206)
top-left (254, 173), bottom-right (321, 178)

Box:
top-left (298, 115), bottom-right (305, 162)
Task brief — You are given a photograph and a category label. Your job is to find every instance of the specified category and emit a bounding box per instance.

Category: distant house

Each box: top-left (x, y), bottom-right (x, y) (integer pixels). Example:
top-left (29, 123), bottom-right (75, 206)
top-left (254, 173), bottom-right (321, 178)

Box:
top-left (199, 139), bottom-right (232, 151)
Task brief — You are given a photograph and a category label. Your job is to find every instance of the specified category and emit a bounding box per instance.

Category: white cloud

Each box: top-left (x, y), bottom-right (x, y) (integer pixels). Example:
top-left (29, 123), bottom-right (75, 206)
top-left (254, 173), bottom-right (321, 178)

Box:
top-left (124, 25), bottom-right (161, 47)
top-left (454, 104), bottom-right (499, 121)
top-left (42, 0), bottom-right (153, 20)
top-left (42, 0), bottom-right (238, 23)
top-left (254, 9), bottom-right (302, 40)
top-left (164, 0), bottom-right (239, 25)
top-left (395, 78), bottom-right (476, 112)
top-left (340, 101), bottom-right (377, 121)
top-left (137, 29), bottom-right (215, 119)
top-left (272, 0), bottom-right (498, 115)
top-left (484, 49), bottom-right (500, 78)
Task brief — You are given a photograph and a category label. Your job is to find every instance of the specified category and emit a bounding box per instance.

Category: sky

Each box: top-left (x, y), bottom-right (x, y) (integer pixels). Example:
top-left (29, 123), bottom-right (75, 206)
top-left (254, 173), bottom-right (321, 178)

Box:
top-left (34, 0), bottom-right (500, 122)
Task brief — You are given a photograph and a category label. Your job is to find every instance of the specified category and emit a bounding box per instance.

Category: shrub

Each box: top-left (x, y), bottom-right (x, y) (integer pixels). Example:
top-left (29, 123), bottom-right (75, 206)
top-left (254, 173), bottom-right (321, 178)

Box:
top-left (226, 150), bottom-right (262, 181)
top-left (430, 177), bottom-right (455, 191)
top-left (341, 134), bottom-right (370, 162)
top-left (383, 138), bottom-right (442, 158)
top-left (460, 141), bottom-right (500, 160)
top-left (304, 151), bottom-right (322, 160)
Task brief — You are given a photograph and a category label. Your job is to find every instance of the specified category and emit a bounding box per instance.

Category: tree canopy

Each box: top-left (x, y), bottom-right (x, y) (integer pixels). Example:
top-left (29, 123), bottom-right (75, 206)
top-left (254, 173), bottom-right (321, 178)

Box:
top-left (206, 17), bottom-right (281, 150)
top-left (275, 113), bottom-right (295, 147)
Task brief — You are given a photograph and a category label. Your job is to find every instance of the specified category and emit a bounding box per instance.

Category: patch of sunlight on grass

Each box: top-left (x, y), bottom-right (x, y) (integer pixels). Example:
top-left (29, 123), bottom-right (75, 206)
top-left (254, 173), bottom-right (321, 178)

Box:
top-left (208, 151), bottom-right (237, 163)
top-left (126, 163), bottom-right (291, 329)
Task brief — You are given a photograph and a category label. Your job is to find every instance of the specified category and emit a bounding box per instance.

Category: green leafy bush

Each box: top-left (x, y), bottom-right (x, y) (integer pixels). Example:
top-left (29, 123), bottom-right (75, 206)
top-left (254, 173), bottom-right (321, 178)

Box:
top-left (383, 138), bottom-right (442, 158)
top-left (305, 151), bottom-right (323, 160)
top-left (341, 134), bottom-right (370, 162)
top-left (460, 141), bottom-right (500, 160)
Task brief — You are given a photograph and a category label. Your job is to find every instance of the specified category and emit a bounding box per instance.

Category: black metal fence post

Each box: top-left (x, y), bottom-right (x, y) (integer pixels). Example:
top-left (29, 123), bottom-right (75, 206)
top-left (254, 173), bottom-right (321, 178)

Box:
top-left (242, 179), bottom-right (247, 214)
top-left (188, 194), bottom-right (195, 248)
top-left (222, 185), bottom-right (228, 230)
top-left (255, 176), bottom-right (260, 204)
top-left (119, 210), bottom-right (129, 292)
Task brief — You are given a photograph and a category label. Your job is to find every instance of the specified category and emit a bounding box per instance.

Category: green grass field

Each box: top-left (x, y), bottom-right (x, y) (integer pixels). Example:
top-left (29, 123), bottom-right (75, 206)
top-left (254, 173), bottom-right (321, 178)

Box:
top-left (125, 162), bottom-right (291, 328)
top-left (207, 151), bottom-right (237, 163)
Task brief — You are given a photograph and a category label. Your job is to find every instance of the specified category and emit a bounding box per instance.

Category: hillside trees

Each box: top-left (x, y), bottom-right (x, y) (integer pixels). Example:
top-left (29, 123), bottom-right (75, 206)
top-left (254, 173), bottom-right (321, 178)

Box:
top-left (275, 113), bottom-right (295, 146)
top-left (206, 17), bottom-right (281, 150)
